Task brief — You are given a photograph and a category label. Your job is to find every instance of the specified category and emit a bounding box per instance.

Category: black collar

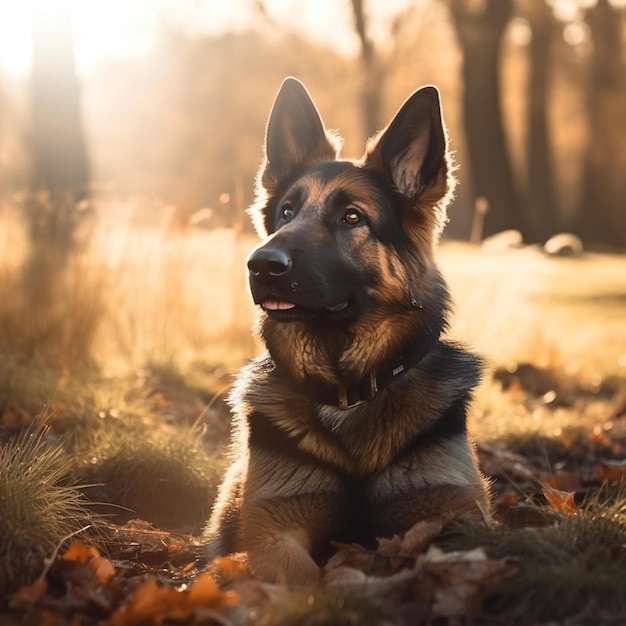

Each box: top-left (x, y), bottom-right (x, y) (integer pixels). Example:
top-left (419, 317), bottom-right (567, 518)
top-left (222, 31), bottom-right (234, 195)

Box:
top-left (302, 339), bottom-right (435, 410)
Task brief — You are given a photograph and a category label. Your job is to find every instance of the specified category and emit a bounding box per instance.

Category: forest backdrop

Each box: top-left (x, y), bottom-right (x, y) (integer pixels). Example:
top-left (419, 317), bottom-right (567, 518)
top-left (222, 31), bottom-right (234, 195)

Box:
top-left (0, 0), bottom-right (625, 248)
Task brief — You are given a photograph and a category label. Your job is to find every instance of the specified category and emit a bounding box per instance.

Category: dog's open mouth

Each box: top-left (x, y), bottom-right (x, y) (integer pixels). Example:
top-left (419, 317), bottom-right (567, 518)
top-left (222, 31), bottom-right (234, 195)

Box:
top-left (261, 299), bottom-right (350, 321)
top-left (262, 299), bottom-right (297, 311)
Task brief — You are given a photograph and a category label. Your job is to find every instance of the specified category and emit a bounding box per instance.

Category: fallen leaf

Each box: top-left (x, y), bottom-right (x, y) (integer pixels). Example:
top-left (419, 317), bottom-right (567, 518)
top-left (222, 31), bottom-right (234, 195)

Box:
top-left (495, 491), bottom-right (519, 507)
top-left (62, 540), bottom-right (116, 584)
top-left (187, 572), bottom-right (222, 603)
top-left (109, 578), bottom-right (181, 625)
top-left (326, 542), bottom-right (377, 573)
top-left (323, 566), bottom-right (368, 586)
top-left (62, 540), bottom-right (99, 564)
top-left (9, 578), bottom-right (48, 608)
top-left (422, 546), bottom-right (511, 617)
top-left (433, 580), bottom-right (478, 617)
top-left (422, 545), bottom-right (488, 565)
top-left (541, 483), bottom-right (579, 515)
top-left (167, 537), bottom-right (186, 555)
top-left (208, 554), bottom-right (252, 580)
top-left (400, 519), bottom-right (445, 555)
top-left (478, 443), bottom-right (539, 482)
top-left (108, 573), bottom-right (236, 625)
top-left (92, 555), bottom-right (116, 585)
top-left (543, 473), bottom-right (582, 492)
top-left (596, 458), bottom-right (626, 483)
top-left (377, 519), bottom-right (444, 558)
top-left (0, 406), bottom-right (34, 430)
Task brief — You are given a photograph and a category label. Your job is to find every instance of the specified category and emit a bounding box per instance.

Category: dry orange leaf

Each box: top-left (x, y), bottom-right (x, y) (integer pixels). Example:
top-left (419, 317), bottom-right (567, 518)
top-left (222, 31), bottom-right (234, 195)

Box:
top-left (543, 473), bottom-right (582, 492)
top-left (596, 459), bottom-right (626, 483)
top-left (187, 572), bottom-right (222, 603)
top-left (109, 578), bottom-right (181, 625)
top-left (9, 577), bottom-right (48, 608)
top-left (209, 554), bottom-right (252, 580)
top-left (377, 519), bottom-right (444, 557)
top-left (92, 555), bottom-right (116, 585)
top-left (62, 540), bottom-right (116, 584)
top-left (109, 573), bottom-right (236, 625)
top-left (541, 483), bottom-right (579, 515)
top-left (166, 537), bottom-right (186, 555)
top-left (62, 540), bottom-right (99, 564)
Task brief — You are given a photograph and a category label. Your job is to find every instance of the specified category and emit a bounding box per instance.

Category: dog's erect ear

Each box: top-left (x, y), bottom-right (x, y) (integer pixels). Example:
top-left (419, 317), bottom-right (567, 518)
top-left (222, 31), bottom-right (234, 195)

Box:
top-left (262, 78), bottom-right (339, 189)
top-left (363, 86), bottom-right (449, 201)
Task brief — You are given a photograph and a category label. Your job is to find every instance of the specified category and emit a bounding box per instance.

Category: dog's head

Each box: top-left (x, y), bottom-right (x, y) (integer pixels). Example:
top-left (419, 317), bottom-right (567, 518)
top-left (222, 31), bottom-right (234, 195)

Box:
top-left (247, 78), bottom-right (455, 379)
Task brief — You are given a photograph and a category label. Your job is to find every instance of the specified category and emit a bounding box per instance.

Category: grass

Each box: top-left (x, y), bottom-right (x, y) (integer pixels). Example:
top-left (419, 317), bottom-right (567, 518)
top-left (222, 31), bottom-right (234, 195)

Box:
top-left (442, 495), bottom-right (626, 623)
top-left (439, 242), bottom-right (626, 375)
top-left (0, 199), bottom-right (625, 623)
top-left (2, 200), bottom-right (624, 378)
top-left (71, 418), bottom-right (224, 532)
top-left (0, 426), bottom-right (93, 596)
top-left (89, 207), bottom-right (259, 371)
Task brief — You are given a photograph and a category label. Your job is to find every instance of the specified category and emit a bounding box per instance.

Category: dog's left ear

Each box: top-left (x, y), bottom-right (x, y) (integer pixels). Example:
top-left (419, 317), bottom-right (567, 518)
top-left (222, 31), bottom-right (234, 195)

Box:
top-left (261, 77), bottom-right (340, 190)
top-left (363, 86), bottom-right (448, 201)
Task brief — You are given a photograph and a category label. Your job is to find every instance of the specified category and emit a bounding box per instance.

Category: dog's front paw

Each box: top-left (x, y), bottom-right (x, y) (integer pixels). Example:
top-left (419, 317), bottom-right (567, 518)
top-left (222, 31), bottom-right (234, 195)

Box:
top-left (247, 531), bottom-right (321, 586)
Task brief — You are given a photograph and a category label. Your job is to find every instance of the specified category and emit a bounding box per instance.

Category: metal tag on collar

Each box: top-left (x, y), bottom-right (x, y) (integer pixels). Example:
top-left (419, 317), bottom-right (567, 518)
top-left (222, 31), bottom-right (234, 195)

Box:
top-left (337, 373), bottom-right (379, 410)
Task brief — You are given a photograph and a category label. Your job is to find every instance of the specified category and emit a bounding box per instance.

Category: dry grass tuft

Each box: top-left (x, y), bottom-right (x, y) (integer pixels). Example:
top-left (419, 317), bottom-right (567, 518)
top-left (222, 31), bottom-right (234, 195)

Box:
top-left (441, 493), bottom-right (626, 623)
top-left (71, 420), bottom-right (224, 533)
top-left (90, 211), bottom-right (259, 371)
top-left (0, 200), bottom-right (259, 375)
top-left (0, 200), bottom-right (107, 369)
top-left (0, 426), bottom-right (94, 596)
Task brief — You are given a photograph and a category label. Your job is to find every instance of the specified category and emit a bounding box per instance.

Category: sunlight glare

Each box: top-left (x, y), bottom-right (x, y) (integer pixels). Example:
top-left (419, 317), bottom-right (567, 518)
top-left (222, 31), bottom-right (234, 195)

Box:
top-left (563, 21), bottom-right (590, 47)
top-left (549, 0), bottom-right (583, 21)
top-left (0, 0), bottom-right (158, 78)
top-left (508, 17), bottom-right (532, 47)
top-left (0, 3), bottom-right (32, 76)
top-left (0, 0), bottom-right (422, 79)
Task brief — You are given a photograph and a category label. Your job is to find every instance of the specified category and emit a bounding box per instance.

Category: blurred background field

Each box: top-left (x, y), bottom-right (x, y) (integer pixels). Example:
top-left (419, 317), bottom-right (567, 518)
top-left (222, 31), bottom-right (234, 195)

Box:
top-left (0, 0), bottom-right (623, 375)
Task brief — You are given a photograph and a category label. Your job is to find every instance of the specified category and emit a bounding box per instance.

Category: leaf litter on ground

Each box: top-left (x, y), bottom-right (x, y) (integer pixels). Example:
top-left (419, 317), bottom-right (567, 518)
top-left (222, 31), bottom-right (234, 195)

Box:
top-left (3, 362), bottom-right (626, 624)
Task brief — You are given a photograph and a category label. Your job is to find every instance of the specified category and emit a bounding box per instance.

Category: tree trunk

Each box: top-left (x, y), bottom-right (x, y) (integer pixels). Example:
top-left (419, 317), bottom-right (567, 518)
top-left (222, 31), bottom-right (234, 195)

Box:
top-left (25, 6), bottom-right (91, 306)
top-left (525, 0), bottom-right (559, 243)
top-left (350, 0), bottom-right (383, 138)
top-left (447, 0), bottom-right (522, 238)
top-left (31, 5), bottom-right (89, 197)
top-left (576, 0), bottom-right (626, 248)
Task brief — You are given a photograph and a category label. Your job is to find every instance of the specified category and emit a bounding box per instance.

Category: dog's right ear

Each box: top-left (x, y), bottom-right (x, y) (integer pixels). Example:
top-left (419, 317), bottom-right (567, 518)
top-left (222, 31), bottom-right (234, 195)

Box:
top-left (260, 78), bottom-right (340, 191)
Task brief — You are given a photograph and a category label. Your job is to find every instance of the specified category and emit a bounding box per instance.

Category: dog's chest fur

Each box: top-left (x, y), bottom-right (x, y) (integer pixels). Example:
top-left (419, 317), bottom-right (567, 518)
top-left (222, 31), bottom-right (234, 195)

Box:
top-left (229, 341), bottom-right (481, 550)
top-left (234, 341), bottom-right (481, 476)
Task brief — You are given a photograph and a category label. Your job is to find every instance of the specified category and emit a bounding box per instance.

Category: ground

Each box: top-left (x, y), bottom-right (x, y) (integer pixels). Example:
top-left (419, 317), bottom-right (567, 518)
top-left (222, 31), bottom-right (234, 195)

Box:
top-left (0, 227), bottom-right (625, 625)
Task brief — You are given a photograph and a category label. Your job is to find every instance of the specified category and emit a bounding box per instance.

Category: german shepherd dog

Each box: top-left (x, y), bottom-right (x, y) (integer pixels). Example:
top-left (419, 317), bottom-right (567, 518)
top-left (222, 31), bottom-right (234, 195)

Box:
top-left (203, 78), bottom-right (490, 584)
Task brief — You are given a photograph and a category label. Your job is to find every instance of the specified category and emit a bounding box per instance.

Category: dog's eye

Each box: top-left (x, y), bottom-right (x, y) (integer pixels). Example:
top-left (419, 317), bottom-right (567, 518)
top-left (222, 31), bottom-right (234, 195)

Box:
top-left (281, 204), bottom-right (294, 222)
top-left (342, 209), bottom-right (362, 226)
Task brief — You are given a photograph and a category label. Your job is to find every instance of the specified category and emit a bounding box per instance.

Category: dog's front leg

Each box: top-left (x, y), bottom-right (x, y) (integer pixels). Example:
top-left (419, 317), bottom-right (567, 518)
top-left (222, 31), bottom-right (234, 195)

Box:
top-left (241, 494), bottom-right (336, 585)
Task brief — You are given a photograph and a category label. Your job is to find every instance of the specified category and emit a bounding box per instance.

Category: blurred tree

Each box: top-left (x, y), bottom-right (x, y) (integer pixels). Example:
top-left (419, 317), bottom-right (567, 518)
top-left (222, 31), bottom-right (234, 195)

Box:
top-left (575, 0), bottom-right (626, 248)
top-left (445, 0), bottom-right (523, 237)
top-left (524, 0), bottom-right (559, 242)
top-left (24, 5), bottom-right (91, 311)
top-left (88, 31), bottom-right (359, 226)
top-left (349, 0), bottom-right (383, 136)
top-left (31, 5), bottom-right (89, 198)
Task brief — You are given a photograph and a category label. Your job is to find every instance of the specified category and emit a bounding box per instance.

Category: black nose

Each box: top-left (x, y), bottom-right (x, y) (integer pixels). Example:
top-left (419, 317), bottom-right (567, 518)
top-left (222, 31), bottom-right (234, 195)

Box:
top-left (247, 247), bottom-right (292, 279)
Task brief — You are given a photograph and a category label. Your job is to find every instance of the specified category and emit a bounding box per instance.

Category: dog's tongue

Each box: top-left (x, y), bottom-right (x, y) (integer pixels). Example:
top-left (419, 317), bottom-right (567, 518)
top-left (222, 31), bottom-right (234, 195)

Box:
top-left (262, 299), bottom-right (296, 311)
